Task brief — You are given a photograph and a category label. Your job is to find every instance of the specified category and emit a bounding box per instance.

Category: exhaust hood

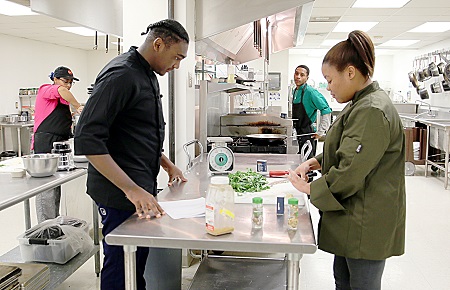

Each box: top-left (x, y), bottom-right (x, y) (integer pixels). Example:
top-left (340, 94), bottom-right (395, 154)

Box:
top-left (195, 0), bottom-right (314, 64)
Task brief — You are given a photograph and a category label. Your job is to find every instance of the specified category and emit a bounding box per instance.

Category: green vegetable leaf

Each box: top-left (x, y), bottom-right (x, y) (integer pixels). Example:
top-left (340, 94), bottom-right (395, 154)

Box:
top-left (228, 169), bottom-right (270, 193)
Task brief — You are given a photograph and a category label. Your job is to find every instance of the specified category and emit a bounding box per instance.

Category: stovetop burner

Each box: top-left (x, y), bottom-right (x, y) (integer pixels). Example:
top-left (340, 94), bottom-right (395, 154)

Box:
top-left (207, 137), bottom-right (287, 154)
top-left (229, 137), bottom-right (287, 154)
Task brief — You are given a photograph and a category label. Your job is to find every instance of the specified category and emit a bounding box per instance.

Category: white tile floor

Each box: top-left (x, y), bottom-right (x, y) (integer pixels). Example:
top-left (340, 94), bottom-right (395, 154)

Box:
top-left (1, 165), bottom-right (450, 289)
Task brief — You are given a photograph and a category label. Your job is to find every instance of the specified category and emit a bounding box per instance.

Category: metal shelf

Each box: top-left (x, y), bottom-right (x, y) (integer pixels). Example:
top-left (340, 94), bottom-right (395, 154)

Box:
top-left (207, 82), bottom-right (253, 94)
top-left (188, 256), bottom-right (287, 290)
top-left (195, 69), bottom-right (216, 74)
top-left (0, 244), bottom-right (100, 289)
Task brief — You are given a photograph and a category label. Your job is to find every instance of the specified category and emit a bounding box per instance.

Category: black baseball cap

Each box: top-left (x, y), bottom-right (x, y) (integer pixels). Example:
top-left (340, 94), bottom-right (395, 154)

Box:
top-left (54, 66), bottom-right (79, 81)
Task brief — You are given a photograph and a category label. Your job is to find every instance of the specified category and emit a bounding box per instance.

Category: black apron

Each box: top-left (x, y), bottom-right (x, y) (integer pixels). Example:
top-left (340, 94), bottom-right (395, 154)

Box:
top-left (34, 102), bottom-right (72, 153)
top-left (292, 84), bottom-right (316, 157)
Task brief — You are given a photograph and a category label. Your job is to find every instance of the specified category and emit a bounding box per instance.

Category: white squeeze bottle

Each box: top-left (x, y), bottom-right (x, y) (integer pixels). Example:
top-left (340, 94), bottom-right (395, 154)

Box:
top-left (205, 176), bottom-right (235, 236)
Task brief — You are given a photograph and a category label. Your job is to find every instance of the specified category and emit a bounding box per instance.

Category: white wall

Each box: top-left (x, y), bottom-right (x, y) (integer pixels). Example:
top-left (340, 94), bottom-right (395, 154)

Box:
top-left (0, 33), bottom-right (115, 116)
top-left (86, 49), bottom-right (117, 92)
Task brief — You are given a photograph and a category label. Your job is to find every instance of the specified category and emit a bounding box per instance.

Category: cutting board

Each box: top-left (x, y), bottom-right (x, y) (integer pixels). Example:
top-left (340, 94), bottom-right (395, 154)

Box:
top-left (234, 178), bottom-right (306, 206)
top-left (1, 263), bottom-right (49, 290)
top-left (0, 157), bottom-right (24, 173)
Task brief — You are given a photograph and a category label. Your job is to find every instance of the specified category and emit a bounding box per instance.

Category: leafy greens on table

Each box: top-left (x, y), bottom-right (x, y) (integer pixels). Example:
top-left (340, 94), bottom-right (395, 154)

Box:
top-left (228, 169), bottom-right (270, 194)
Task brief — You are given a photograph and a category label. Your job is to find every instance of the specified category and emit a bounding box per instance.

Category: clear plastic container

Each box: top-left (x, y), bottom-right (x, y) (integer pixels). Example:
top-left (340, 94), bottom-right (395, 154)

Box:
top-left (252, 197), bottom-right (263, 229)
top-left (205, 176), bottom-right (235, 236)
top-left (287, 198), bottom-right (299, 230)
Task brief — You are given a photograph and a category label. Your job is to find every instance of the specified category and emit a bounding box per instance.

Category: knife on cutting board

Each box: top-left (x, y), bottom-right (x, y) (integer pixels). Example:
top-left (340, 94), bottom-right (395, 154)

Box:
top-left (268, 170), bottom-right (317, 181)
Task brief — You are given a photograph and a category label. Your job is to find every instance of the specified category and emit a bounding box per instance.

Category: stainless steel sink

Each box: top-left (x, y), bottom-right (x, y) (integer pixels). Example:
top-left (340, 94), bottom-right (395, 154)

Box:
top-left (399, 113), bottom-right (422, 127)
top-left (418, 119), bottom-right (450, 128)
top-left (399, 113), bottom-right (421, 119)
top-left (398, 113), bottom-right (450, 152)
top-left (429, 126), bottom-right (449, 152)
top-left (420, 119), bottom-right (450, 123)
top-left (409, 117), bottom-right (450, 153)
top-left (393, 103), bottom-right (418, 114)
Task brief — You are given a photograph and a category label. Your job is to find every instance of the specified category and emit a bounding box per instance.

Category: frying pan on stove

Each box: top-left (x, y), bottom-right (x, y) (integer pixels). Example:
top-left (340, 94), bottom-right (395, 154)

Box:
top-left (246, 134), bottom-right (287, 145)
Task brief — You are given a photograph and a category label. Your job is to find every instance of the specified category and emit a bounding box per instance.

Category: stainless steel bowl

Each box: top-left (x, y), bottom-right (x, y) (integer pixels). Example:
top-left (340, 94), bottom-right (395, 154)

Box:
top-left (22, 154), bottom-right (59, 177)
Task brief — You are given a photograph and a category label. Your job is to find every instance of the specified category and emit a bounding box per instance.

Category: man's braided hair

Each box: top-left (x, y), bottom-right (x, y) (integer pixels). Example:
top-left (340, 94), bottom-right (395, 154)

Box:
top-left (141, 19), bottom-right (189, 46)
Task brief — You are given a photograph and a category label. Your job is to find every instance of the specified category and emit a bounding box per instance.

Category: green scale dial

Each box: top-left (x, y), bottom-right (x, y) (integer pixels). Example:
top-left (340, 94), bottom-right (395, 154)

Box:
top-left (207, 137), bottom-right (234, 174)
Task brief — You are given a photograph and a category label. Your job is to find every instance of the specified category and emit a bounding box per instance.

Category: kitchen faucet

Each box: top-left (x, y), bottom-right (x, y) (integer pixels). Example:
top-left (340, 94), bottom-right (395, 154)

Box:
top-left (414, 100), bottom-right (436, 118)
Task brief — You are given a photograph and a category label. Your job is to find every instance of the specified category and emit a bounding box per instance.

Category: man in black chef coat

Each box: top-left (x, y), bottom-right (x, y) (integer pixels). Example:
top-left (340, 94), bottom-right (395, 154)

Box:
top-left (75, 19), bottom-right (189, 290)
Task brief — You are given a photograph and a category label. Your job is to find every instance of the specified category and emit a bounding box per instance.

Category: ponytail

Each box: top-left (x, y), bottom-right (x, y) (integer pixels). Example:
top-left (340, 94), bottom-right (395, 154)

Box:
top-left (323, 30), bottom-right (375, 77)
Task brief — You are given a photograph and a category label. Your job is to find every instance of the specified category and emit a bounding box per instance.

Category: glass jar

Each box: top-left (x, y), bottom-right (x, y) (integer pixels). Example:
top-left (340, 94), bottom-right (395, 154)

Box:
top-left (287, 198), bottom-right (299, 230)
top-left (205, 176), bottom-right (235, 236)
top-left (252, 197), bottom-right (263, 229)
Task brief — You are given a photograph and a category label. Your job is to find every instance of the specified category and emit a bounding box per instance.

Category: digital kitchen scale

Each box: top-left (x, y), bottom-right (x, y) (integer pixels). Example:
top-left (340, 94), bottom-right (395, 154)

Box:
top-left (207, 137), bottom-right (234, 174)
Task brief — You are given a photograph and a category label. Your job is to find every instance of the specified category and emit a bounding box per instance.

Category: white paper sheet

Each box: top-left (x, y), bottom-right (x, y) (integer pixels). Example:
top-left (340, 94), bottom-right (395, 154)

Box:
top-left (159, 197), bottom-right (206, 219)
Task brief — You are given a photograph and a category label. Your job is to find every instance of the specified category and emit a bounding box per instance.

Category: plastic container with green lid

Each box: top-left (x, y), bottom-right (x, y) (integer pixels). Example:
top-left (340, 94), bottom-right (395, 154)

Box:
top-left (287, 198), bottom-right (299, 230)
top-left (252, 197), bottom-right (263, 229)
top-left (288, 198), bottom-right (299, 205)
top-left (252, 197), bottom-right (263, 204)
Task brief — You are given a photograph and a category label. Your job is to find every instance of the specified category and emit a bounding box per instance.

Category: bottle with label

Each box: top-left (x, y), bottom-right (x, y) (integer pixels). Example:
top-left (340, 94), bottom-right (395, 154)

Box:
top-left (287, 198), bottom-right (299, 230)
top-left (252, 197), bottom-right (263, 229)
top-left (205, 176), bottom-right (235, 236)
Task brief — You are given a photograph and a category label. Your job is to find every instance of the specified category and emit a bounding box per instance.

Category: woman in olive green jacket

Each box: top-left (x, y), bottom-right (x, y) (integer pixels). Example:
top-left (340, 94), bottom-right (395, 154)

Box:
top-left (288, 30), bottom-right (406, 290)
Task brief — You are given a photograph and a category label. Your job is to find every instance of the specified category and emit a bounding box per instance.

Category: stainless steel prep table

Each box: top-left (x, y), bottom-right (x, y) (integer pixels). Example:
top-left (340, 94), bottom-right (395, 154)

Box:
top-left (0, 121), bottom-right (34, 157)
top-left (0, 166), bottom-right (86, 229)
top-left (106, 153), bottom-right (317, 290)
top-left (0, 165), bottom-right (101, 288)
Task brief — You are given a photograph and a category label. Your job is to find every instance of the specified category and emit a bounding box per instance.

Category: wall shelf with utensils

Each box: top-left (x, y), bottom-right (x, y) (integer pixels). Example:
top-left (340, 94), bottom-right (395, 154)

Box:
top-left (18, 88), bottom-right (38, 117)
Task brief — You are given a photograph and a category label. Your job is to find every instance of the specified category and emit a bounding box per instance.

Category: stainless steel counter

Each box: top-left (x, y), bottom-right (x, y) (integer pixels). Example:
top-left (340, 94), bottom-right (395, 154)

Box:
top-left (0, 121), bottom-right (34, 156)
top-left (0, 164), bottom-right (101, 286)
top-left (0, 168), bottom-right (86, 212)
top-left (106, 153), bottom-right (317, 290)
top-left (399, 113), bottom-right (450, 189)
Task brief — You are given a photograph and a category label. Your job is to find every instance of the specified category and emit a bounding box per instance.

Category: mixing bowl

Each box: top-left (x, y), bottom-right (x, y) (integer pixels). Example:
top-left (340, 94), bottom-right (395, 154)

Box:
top-left (22, 154), bottom-right (59, 177)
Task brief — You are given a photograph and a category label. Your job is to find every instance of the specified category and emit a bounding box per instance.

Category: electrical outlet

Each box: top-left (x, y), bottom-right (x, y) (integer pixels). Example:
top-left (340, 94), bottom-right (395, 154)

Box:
top-left (15, 102), bottom-right (18, 109)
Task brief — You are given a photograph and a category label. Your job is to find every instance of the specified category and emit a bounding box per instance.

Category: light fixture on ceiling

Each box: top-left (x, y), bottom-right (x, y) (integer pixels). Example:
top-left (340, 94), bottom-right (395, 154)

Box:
top-left (310, 16), bottom-right (341, 23)
top-left (408, 22), bottom-right (450, 33)
top-left (379, 40), bottom-right (419, 47)
top-left (352, 0), bottom-right (410, 8)
top-left (56, 27), bottom-right (106, 37)
top-left (320, 39), bottom-right (344, 47)
top-left (0, 0), bottom-right (37, 16)
top-left (332, 22), bottom-right (378, 33)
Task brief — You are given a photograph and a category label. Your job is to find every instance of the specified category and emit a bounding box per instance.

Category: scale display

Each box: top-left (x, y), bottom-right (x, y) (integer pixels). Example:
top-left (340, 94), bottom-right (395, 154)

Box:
top-left (208, 146), bottom-right (234, 173)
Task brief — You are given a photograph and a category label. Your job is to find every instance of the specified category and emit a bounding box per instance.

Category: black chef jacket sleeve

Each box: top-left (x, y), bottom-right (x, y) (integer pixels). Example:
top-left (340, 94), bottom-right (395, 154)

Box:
top-left (74, 72), bottom-right (137, 155)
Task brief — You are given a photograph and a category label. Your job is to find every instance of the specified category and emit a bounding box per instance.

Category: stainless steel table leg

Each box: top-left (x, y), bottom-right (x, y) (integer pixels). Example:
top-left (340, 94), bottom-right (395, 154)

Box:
top-left (92, 201), bottom-right (101, 276)
top-left (425, 125), bottom-right (430, 177)
top-left (286, 253), bottom-right (302, 290)
top-left (17, 127), bottom-right (21, 157)
top-left (124, 245), bottom-right (137, 290)
top-left (24, 199), bottom-right (31, 229)
top-left (1, 126), bottom-right (5, 152)
top-left (445, 148), bottom-right (449, 189)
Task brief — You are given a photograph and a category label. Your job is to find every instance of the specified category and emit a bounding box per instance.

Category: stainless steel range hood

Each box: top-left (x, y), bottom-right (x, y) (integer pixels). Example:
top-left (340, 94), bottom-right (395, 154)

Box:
top-left (195, 0), bottom-right (314, 64)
